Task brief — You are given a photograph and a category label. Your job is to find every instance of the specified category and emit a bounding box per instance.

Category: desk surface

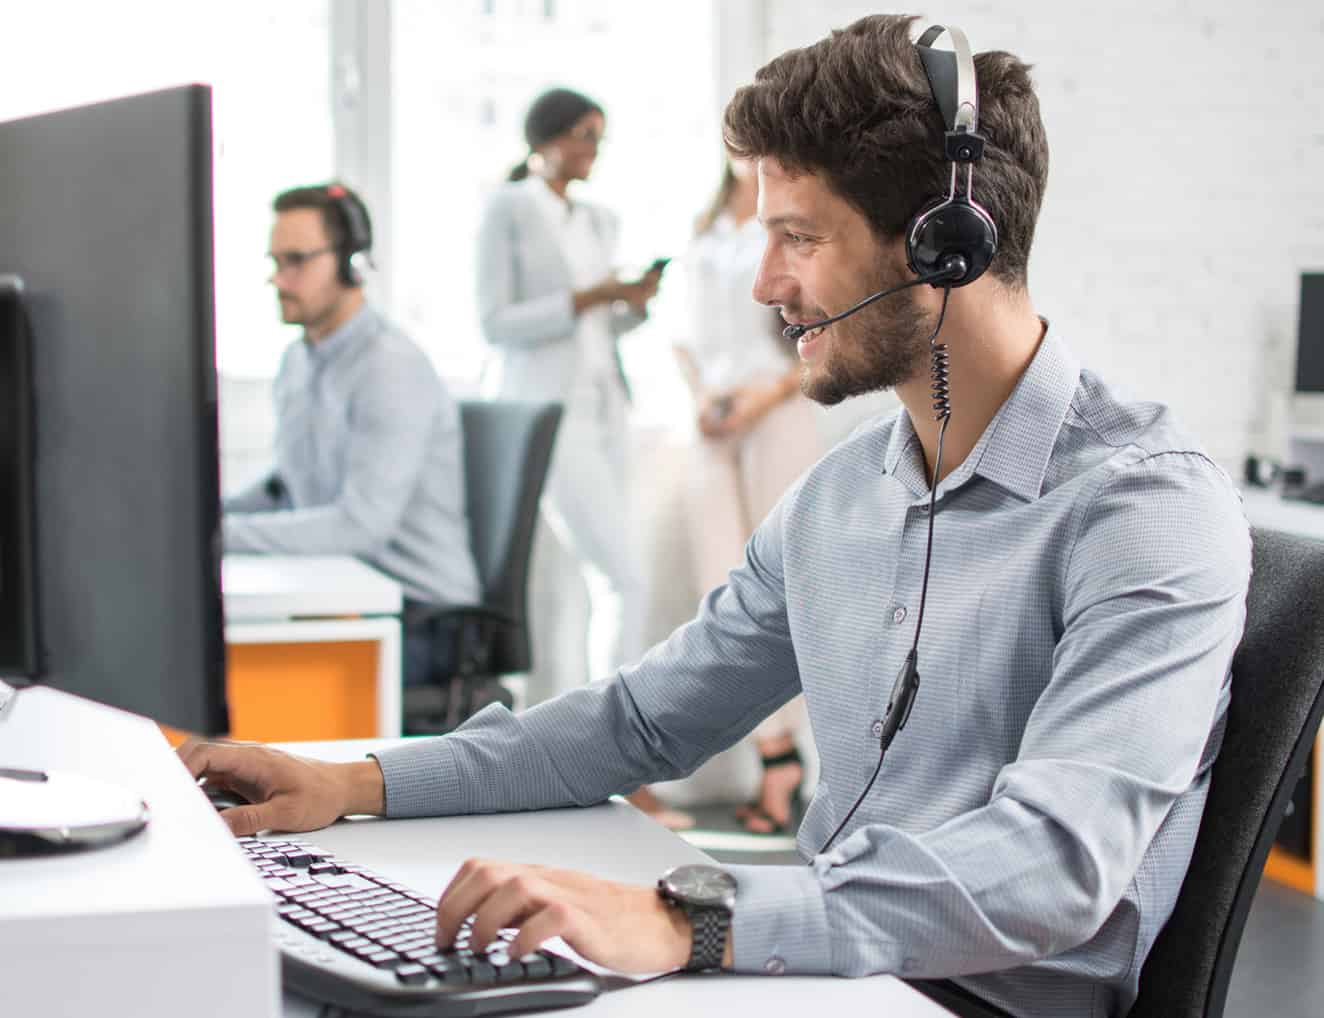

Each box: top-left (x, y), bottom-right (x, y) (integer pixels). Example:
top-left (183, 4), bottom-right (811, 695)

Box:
top-left (1240, 488), bottom-right (1324, 541)
top-left (274, 739), bottom-right (954, 1018)
top-left (223, 555), bottom-right (403, 621)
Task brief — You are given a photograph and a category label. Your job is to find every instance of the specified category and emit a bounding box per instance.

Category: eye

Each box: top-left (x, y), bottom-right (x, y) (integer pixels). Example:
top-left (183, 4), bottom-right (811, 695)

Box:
top-left (784, 232), bottom-right (807, 244)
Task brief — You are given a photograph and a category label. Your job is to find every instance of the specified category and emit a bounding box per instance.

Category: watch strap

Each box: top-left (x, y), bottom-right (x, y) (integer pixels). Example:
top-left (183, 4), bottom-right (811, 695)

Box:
top-left (685, 905), bottom-right (730, 971)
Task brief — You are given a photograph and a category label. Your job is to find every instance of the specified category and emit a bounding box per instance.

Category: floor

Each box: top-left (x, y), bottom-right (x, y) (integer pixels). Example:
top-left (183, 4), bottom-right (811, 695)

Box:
top-left (680, 803), bottom-right (1324, 1018)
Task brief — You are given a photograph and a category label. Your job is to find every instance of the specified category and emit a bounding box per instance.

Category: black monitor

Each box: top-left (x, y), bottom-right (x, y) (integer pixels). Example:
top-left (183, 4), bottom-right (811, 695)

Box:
top-left (0, 86), bottom-right (227, 736)
top-left (1294, 273), bottom-right (1324, 394)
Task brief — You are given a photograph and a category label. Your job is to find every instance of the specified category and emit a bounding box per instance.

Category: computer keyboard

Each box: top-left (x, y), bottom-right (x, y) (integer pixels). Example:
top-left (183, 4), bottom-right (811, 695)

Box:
top-left (237, 836), bottom-right (602, 1016)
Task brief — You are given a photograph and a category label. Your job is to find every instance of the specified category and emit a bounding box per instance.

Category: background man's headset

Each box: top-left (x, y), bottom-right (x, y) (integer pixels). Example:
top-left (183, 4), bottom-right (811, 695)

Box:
top-left (782, 24), bottom-right (999, 856)
top-left (323, 183), bottom-right (374, 287)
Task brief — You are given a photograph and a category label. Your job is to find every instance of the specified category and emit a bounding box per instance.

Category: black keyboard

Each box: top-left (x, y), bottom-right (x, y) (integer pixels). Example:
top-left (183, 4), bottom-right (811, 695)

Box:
top-left (238, 836), bottom-right (602, 1016)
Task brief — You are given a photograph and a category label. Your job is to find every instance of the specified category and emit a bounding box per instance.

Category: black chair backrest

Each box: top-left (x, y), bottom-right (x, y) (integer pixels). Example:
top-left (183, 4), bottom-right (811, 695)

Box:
top-left (459, 399), bottom-right (562, 675)
top-left (1130, 528), bottom-right (1324, 1017)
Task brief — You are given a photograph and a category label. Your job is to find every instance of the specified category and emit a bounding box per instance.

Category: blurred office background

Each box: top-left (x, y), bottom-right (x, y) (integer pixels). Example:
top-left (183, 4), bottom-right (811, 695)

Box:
top-left (5, 0), bottom-right (1323, 747)
top-left (3, 7), bottom-right (1324, 1009)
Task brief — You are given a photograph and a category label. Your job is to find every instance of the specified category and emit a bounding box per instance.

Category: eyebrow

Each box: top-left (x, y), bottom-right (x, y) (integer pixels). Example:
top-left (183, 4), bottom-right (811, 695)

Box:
top-left (759, 214), bottom-right (820, 232)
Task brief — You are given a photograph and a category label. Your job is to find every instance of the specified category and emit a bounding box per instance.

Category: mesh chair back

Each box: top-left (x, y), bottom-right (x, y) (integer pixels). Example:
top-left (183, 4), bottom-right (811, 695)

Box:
top-left (458, 400), bottom-right (561, 675)
top-left (1130, 528), bottom-right (1324, 1017)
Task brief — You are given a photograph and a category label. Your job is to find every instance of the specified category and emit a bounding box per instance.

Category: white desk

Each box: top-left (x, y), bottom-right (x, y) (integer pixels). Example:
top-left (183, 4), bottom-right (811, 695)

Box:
top-left (275, 739), bottom-right (955, 1018)
top-left (1, 688), bottom-right (278, 1018)
top-left (1241, 488), bottom-right (1324, 542)
top-left (223, 555), bottom-right (404, 738)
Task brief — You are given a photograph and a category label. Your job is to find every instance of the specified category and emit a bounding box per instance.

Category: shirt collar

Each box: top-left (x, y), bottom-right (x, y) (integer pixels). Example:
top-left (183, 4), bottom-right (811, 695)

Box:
top-left (882, 323), bottom-right (1080, 503)
top-left (525, 174), bottom-right (575, 224)
top-left (305, 302), bottom-right (380, 363)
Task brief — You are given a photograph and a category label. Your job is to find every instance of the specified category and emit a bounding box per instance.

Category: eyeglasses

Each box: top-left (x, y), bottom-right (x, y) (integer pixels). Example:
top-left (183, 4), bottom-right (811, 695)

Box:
top-left (562, 125), bottom-right (605, 146)
top-left (267, 247), bottom-right (336, 274)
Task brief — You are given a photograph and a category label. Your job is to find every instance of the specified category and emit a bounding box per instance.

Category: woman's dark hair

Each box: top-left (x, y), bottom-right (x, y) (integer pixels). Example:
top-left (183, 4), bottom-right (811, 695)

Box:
top-left (695, 161), bottom-right (738, 236)
top-left (508, 87), bottom-right (605, 182)
top-left (723, 14), bottom-right (1048, 289)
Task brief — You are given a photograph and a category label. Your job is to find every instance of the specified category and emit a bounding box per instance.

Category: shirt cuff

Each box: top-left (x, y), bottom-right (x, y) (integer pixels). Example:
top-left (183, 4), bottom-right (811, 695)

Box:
top-left (725, 862), bottom-right (833, 976)
top-left (370, 737), bottom-right (464, 818)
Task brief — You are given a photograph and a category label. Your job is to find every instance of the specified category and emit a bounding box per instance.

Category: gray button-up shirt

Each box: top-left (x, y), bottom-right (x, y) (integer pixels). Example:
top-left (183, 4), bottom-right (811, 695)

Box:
top-left (224, 304), bottom-right (480, 607)
top-left (374, 328), bottom-right (1250, 1017)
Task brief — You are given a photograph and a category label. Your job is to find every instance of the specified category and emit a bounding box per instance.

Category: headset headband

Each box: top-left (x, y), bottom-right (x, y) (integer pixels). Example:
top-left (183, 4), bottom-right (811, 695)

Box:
top-left (915, 24), bottom-right (984, 163)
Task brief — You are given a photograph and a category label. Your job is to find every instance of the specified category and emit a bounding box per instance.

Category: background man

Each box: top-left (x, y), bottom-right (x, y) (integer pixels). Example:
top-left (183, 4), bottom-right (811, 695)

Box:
top-left (224, 184), bottom-right (481, 689)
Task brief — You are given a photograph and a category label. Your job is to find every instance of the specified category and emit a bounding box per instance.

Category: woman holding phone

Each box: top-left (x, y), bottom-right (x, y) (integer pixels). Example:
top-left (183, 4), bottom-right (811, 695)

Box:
top-left (673, 156), bottom-right (823, 834)
top-left (476, 88), bottom-right (687, 829)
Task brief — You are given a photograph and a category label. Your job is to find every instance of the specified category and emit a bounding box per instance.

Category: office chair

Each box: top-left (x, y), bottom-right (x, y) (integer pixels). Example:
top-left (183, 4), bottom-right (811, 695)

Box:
top-left (1129, 527), bottom-right (1324, 1017)
top-left (403, 400), bottom-right (562, 735)
top-left (911, 527), bottom-right (1324, 1018)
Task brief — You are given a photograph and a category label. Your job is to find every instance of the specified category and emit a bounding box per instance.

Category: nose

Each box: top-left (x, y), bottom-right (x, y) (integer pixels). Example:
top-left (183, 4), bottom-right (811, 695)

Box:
top-left (751, 240), bottom-right (791, 310)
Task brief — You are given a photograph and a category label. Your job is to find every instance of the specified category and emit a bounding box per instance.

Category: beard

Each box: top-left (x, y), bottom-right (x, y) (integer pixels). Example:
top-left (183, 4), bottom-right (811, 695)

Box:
top-left (799, 262), bottom-right (934, 407)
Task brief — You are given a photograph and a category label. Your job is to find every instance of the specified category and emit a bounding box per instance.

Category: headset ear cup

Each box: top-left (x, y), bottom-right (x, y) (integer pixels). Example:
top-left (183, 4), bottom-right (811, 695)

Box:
top-left (906, 197), bottom-right (998, 286)
top-left (337, 252), bottom-right (356, 287)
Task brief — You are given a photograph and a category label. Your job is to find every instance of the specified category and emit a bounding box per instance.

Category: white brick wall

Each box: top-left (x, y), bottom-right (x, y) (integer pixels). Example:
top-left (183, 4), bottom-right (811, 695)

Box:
top-left (735, 1), bottom-right (1324, 473)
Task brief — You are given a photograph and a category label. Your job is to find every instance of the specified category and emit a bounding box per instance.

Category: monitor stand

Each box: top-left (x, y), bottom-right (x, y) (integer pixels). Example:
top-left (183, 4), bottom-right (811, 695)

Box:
top-left (0, 682), bottom-right (151, 858)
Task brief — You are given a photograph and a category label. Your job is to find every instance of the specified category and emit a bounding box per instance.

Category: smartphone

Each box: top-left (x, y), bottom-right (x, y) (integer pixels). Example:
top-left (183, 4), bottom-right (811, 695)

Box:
top-left (648, 256), bottom-right (671, 275)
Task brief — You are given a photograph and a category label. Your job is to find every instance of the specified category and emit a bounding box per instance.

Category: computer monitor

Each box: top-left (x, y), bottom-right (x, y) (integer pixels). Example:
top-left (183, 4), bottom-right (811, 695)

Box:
top-left (0, 85), bottom-right (227, 736)
top-left (1295, 273), bottom-right (1324, 395)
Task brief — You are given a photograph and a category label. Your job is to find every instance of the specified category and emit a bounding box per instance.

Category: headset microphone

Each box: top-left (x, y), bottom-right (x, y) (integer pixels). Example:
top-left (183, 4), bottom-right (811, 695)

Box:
top-left (781, 257), bottom-right (968, 342)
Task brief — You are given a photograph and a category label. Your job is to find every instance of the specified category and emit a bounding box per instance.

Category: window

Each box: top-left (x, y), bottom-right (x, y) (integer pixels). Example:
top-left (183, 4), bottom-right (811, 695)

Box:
top-left (0, 3), bottom-right (335, 380)
top-left (388, 0), bottom-right (719, 417)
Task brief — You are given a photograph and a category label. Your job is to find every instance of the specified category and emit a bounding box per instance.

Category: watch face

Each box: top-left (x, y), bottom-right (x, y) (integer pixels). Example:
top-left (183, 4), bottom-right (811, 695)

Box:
top-left (661, 865), bottom-right (737, 909)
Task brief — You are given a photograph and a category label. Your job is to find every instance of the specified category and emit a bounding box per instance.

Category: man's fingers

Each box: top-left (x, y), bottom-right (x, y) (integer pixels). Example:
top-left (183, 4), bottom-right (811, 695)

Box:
top-left (507, 902), bottom-right (581, 962)
top-left (435, 860), bottom-right (503, 948)
top-left (466, 875), bottom-right (549, 953)
top-left (178, 740), bottom-right (253, 783)
top-left (220, 802), bottom-right (276, 838)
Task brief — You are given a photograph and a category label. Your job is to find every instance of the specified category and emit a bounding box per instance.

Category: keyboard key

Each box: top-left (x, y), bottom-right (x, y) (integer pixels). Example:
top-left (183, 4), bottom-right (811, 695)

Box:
top-left (521, 954), bottom-right (552, 979)
top-left (495, 960), bottom-right (524, 982)
top-left (366, 949), bottom-right (402, 967)
top-left (394, 964), bottom-right (430, 986)
top-left (469, 960), bottom-right (497, 985)
top-left (548, 953), bottom-right (578, 977)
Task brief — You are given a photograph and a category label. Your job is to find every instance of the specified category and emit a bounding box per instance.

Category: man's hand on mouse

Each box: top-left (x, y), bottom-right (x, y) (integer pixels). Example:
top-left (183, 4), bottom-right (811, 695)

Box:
top-left (177, 739), bottom-right (386, 836)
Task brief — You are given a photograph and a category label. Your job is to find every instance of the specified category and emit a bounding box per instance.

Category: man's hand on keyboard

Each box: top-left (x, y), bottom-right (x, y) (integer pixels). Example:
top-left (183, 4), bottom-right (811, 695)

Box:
top-left (434, 858), bottom-right (712, 975)
top-left (177, 739), bottom-right (386, 836)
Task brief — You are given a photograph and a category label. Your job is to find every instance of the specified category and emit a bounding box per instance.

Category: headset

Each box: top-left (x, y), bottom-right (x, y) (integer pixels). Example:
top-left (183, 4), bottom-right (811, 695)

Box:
top-left (323, 183), bottom-right (374, 287)
top-left (812, 23), bottom-right (1000, 858)
top-left (782, 24), bottom-right (998, 345)
top-left (907, 24), bottom-right (998, 286)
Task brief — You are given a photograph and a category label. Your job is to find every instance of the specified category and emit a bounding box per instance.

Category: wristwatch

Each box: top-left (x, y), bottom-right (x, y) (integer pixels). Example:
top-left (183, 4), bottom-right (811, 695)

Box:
top-left (656, 864), bottom-right (738, 972)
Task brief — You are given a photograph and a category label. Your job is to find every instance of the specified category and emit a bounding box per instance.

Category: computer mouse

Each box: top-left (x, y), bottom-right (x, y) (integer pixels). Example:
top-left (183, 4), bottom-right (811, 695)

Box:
top-left (200, 782), bottom-right (251, 812)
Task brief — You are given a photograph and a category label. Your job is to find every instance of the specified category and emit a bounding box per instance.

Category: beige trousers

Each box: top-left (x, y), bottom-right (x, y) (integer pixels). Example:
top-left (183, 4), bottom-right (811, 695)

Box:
top-left (685, 389), bottom-right (822, 742)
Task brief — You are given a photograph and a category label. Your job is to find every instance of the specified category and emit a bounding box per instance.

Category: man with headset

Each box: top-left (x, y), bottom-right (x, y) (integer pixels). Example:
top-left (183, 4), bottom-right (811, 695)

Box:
top-left (190, 19), bottom-right (1249, 1017)
top-left (223, 184), bottom-right (482, 690)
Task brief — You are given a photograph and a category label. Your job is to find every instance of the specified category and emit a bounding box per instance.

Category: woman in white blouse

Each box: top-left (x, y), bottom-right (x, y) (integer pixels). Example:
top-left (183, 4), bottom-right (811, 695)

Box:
top-left (476, 88), bottom-right (688, 828)
top-left (674, 157), bottom-right (823, 834)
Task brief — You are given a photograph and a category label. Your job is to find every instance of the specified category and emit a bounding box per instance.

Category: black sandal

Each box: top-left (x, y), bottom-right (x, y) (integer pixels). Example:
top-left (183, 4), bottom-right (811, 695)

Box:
top-left (736, 747), bottom-right (805, 834)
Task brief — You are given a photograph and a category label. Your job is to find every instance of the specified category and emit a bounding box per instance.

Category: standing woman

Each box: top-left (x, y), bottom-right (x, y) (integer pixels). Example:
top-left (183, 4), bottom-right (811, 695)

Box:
top-left (476, 88), bottom-right (688, 828)
top-left (674, 157), bottom-right (823, 834)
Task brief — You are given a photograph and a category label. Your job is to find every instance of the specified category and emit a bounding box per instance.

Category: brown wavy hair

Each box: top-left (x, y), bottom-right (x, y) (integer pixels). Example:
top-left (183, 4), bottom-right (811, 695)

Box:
top-left (722, 14), bottom-right (1048, 289)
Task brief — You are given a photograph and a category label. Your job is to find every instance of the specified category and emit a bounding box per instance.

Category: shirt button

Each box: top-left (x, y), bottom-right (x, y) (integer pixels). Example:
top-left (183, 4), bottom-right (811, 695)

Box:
top-left (871, 720), bottom-right (884, 738)
top-left (892, 606), bottom-right (907, 624)
top-left (764, 956), bottom-right (786, 976)
top-left (915, 502), bottom-right (930, 513)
